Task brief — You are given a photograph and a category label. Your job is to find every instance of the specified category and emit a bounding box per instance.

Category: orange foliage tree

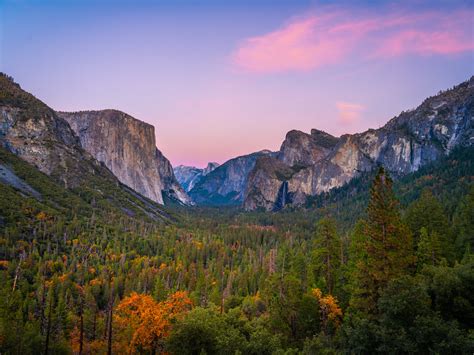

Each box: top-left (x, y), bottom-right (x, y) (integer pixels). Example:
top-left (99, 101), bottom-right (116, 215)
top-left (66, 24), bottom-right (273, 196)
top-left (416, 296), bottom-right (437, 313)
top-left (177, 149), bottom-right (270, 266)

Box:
top-left (114, 291), bottom-right (192, 354)
top-left (312, 288), bottom-right (343, 335)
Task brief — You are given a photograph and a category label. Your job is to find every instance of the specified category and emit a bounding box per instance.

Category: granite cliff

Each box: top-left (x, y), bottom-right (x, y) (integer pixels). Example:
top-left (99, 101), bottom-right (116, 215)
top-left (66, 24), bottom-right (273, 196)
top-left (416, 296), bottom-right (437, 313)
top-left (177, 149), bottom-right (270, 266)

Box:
top-left (57, 110), bottom-right (191, 205)
top-left (0, 73), bottom-right (103, 188)
top-left (244, 77), bottom-right (474, 210)
top-left (0, 73), bottom-right (169, 220)
top-left (174, 162), bottom-right (220, 192)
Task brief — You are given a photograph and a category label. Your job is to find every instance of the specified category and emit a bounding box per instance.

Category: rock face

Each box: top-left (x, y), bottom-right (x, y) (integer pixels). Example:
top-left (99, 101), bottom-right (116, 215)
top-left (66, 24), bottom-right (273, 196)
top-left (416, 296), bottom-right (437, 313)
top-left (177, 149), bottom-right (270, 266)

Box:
top-left (244, 76), bottom-right (474, 210)
top-left (189, 150), bottom-right (274, 205)
top-left (57, 110), bottom-right (191, 205)
top-left (0, 73), bottom-right (108, 188)
top-left (174, 162), bottom-right (220, 192)
top-left (278, 129), bottom-right (339, 167)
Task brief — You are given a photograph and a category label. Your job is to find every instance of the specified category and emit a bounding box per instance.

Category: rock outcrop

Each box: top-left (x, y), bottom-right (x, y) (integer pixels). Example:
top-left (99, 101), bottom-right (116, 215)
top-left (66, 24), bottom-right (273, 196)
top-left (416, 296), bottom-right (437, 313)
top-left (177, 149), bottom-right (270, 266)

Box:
top-left (174, 162), bottom-right (220, 192)
top-left (0, 73), bottom-right (108, 188)
top-left (57, 110), bottom-right (191, 205)
top-left (278, 129), bottom-right (339, 167)
top-left (244, 76), bottom-right (474, 210)
top-left (189, 150), bottom-right (274, 205)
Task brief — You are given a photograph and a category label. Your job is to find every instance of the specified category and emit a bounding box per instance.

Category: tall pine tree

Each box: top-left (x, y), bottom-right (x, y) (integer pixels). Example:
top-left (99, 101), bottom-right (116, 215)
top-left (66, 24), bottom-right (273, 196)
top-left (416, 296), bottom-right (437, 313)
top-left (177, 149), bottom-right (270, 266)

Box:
top-left (350, 167), bottom-right (415, 316)
top-left (312, 217), bottom-right (341, 295)
top-left (404, 189), bottom-right (453, 260)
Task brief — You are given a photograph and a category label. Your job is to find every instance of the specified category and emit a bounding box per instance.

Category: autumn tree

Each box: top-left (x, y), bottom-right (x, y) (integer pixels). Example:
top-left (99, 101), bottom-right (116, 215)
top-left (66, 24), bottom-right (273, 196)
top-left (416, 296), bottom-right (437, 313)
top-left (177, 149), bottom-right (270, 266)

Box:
top-left (311, 288), bottom-right (342, 335)
top-left (114, 291), bottom-right (192, 353)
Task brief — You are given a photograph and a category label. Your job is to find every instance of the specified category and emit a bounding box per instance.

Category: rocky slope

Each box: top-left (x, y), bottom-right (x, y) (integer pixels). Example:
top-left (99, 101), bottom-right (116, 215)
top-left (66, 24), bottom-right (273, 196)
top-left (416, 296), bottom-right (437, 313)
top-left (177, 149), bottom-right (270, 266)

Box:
top-left (57, 110), bottom-right (191, 205)
top-left (0, 73), bottom-right (104, 188)
top-left (189, 150), bottom-right (274, 205)
top-left (0, 73), bottom-right (170, 220)
top-left (174, 162), bottom-right (219, 192)
top-left (244, 76), bottom-right (474, 210)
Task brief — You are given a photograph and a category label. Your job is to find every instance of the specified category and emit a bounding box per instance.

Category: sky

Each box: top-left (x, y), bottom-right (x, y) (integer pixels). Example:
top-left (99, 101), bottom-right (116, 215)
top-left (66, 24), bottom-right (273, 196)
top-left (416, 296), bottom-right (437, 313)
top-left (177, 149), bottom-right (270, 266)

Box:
top-left (1, 0), bottom-right (473, 167)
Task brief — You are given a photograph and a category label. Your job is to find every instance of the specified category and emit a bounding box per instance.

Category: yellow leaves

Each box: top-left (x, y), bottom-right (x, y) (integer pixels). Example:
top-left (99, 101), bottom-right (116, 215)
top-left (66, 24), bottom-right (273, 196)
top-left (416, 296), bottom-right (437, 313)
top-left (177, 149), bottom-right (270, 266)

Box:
top-left (159, 263), bottom-right (167, 271)
top-left (312, 288), bottom-right (343, 332)
top-left (35, 211), bottom-right (51, 222)
top-left (36, 211), bottom-right (48, 221)
top-left (193, 240), bottom-right (203, 250)
top-left (312, 288), bottom-right (322, 300)
top-left (254, 291), bottom-right (261, 301)
top-left (163, 291), bottom-right (193, 318)
top-left (45, 280), bottom-right (54, 288)
top-left (0, 260), bottom-right (9, 270)
top-left (89, 278), bottom-right (102, 287)
top-left (58, 272), bottom-right (70, 283)
top-left (114, 291), bottom-right (193, 353)
top-left (74, 283), bottom-right (84, 294)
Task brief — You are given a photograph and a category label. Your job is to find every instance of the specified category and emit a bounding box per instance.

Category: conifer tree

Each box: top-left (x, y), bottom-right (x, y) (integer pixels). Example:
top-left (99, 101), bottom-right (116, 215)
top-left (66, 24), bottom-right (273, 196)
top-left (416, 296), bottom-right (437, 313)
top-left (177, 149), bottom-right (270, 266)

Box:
top-left (405, 189), bottom-right (453, 260)
top-left (417, 227), bottom-right (442, 268)
top-left (454, 186), bottom-right (474, 256)
top-left (350, 167), bottom-right (415, 315)
top-left (312, 217), bottom-right (341, 294)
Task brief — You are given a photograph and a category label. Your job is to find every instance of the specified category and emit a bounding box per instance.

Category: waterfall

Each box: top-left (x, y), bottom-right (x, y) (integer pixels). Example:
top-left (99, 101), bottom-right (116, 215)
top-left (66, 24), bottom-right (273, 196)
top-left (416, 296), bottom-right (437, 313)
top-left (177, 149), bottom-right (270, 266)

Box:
top-left (281, 181), bottom-right (287, 206)
top-left (273, 181), bottom-right (289, 211)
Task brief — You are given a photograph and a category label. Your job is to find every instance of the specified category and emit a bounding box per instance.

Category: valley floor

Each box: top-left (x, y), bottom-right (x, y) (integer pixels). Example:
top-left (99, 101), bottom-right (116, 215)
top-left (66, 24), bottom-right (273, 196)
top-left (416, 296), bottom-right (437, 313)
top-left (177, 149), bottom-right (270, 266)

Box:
top-left (0, 147), bottom-right (473, 354)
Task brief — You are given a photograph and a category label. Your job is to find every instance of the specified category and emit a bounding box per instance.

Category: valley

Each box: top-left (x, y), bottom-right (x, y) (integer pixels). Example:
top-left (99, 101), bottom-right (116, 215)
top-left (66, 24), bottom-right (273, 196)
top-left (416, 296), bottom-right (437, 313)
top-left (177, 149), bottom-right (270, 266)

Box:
top-left (0, 72), bottom-right (473, 354)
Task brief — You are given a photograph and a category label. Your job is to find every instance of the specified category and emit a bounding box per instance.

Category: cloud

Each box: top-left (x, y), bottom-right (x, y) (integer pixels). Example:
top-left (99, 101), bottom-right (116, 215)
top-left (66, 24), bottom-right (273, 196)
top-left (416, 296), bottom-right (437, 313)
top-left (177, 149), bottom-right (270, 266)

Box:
top-left (231, 8), bottom-right (474, 73)
top-left (336, 101), bottom-right (365, 124)
top-left (232, 14), bottom-right (350, 73)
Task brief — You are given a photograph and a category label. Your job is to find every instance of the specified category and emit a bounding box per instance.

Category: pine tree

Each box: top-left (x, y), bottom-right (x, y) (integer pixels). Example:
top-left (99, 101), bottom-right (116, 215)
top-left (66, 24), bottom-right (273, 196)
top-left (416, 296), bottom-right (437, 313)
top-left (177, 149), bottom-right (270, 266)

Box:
top-left (312, 217), bottom-right (341, 294)
top-left (417, 227), bottom-right (442, 268)
top-left (405, 189), bottom-right (453, 260)
top-left (454, 186), bottom-right (474, 256)
top-left (350, 167), bottom-right (415, 316)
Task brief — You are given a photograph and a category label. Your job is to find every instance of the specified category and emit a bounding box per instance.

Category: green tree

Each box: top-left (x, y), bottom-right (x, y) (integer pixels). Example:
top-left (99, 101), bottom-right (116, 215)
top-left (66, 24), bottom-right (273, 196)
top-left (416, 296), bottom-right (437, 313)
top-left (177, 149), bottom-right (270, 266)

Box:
top-left (165, 306), bottom-right (247, 355)
top-left (350, 167), bottom-right (415, 316)
top-left (342, 275), bottom-right (474, 354)
top-left (312, 217), bottom-right (341, 294)
top-left (454, 186), bottom-right (474, 256)
top-left (417, 227), bottom-right (442, 268)
top-left (405, 189), bottom-right (453, 260)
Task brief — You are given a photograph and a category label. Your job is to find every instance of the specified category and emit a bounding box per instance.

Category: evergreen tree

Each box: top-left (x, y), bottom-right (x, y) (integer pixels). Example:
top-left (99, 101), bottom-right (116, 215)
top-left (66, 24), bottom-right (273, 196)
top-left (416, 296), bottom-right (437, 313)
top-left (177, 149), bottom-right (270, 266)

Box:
top-left (350, 167), bottom-right (415, 316)
top-left (405, 189), bottom-right (453, 260)
top-left (454, 186), bottom-right (474, 256)
top-left (312, 217), bottom-right (341, 294)
top-left (416, 227), bottom-right (442, 268)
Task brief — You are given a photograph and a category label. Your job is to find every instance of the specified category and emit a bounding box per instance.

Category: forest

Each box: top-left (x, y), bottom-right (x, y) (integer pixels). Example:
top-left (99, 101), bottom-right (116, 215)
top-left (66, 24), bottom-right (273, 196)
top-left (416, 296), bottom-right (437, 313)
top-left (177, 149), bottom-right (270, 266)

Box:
top-left (0, 146), bottom-right (473, 354)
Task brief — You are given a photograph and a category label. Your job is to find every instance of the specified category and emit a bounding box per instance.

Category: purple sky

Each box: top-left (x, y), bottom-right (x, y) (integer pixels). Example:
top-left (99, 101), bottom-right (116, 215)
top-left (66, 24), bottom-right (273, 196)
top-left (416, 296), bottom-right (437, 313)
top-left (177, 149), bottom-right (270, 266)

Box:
top-left (1, 0), bottom-right (473, 167)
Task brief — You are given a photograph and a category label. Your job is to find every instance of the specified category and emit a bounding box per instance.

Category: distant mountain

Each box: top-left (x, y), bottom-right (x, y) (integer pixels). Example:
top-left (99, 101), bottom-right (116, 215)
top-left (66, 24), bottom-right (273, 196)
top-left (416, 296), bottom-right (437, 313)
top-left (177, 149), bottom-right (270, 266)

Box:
top-left (174, 162), bottom-right (220, 192)
top-left (57, 110), bottom-right (191, 205)
top-left (188, 150), bottom-right (275, 205)
top-left (244, 76), bottom-right (474, 210)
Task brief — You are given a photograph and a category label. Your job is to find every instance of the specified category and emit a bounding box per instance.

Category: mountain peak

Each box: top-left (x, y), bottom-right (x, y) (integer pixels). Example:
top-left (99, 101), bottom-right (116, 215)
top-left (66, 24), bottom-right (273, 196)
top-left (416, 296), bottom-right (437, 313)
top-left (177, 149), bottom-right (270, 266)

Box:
top-left (244, 76), bottom-right (474, 210)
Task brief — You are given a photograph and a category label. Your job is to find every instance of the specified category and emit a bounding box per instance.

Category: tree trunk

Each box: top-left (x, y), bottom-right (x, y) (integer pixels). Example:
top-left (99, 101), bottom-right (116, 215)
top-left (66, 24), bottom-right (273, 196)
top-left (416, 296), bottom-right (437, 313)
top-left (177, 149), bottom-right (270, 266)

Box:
top-left (44, 293), bottom-right (53, 355)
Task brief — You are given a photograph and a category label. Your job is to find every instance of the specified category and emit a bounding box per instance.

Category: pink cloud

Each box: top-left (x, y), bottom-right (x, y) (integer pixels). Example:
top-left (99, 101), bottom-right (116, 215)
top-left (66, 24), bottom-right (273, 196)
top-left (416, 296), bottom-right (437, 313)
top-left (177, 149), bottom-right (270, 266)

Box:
top-left (336, 101), bottom-right (365, 124)
top-left (232, 9), bottom-right (474, 73)
top-left (232, 15), bottom-right (349, 73)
